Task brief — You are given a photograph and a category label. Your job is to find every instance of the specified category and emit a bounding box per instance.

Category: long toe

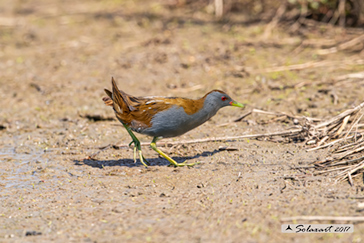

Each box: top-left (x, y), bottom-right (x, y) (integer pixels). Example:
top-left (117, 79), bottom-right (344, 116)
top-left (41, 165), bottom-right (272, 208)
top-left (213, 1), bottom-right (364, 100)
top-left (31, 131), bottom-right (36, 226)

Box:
top-left (138, 150), bottom-right (149, 167)
top-left (150, 140), bottom-right (199, 167)
top-left (133, 146), bottom-right (137, 163)
top-left (142, 155), bottom-right (150, 166)
top-left (173, 161), bottom-right (201, 167)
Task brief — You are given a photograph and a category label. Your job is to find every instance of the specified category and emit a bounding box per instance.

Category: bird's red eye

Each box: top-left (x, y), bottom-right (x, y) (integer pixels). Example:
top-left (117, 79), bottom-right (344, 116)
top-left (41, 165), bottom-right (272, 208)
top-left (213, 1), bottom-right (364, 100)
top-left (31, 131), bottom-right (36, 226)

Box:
top-left (221, 96), bottom-right (227, 101)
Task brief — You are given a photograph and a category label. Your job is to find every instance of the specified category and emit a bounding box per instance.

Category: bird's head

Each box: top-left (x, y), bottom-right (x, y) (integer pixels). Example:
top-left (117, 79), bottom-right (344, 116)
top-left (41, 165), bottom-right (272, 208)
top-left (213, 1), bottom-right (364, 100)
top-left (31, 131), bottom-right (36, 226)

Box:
top-left (205, 90), bottom-right (244, 109)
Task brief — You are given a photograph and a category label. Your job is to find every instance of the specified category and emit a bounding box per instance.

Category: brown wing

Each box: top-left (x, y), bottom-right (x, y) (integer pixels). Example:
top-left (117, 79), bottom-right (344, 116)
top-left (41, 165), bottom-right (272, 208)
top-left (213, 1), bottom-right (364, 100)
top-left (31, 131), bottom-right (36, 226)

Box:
top-left (130, 100), bottom-right (172, 127)
top-left (125, 96), bottom-right (204, 127)
top-left (162, 97), bottom-right (204, 115)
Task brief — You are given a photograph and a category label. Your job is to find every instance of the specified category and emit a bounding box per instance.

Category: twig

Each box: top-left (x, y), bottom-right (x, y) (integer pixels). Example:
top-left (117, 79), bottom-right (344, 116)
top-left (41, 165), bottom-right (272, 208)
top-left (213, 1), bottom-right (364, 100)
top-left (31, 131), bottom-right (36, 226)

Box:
top-left (0, 17), bottom-right (18, 27)
top-left (326, 155), bottom-right (364, 167)
top-left (314, 165), bottom-right (353, 174)
top-left (233, 111), bottom-right (252, 122)
top-left (338, 0), bottom-right (346, 27)
top-left (236, 172), bottom-right (242, 182)
top-left (307, 134), bottom-right (358, 151)
top-left (348, 171), bottom-right (353, 186)
top-left (345, 111), bottom-right (364, 140)
top-left (250, 59), bottom-right (364, 73)
top-left (262, 2), bottom-right (287, 39)
top-left (317, 136), bottom-right (329, 147)
top-left (289, 0), bottom-right (308, 33)
top-left (335, 115), bottom-right (350, 137)
top-left (318, 34), bottom-right (364, 55)
top-left (215, 0), bottom-right (223, 18)
top-left (104, 129), bottom-right (303, 150)
top-left (337, 171), bottom-right (363, 183)
top-left (220, 109), bottom-right (319, 127)
top-left (251, 109), bottom-right (319, 121)
top-left (335, 139), bottom-right (364, 153)
top-left (337, 160), bottom-right (364, 176)
top-left (335, 71), bottom-right (364, 81)
top-left (329, 4), bottom-right (341, 26)
top-left (314, 101), bottom-right (364, 129)
top-left (333, 146), bottom-right (364, 160)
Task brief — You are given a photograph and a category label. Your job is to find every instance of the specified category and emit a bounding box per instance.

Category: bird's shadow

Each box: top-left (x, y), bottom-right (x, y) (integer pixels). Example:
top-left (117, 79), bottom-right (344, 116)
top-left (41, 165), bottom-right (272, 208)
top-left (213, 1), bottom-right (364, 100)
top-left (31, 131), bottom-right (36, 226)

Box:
top-left (74, 148), bottom-right (223, 168)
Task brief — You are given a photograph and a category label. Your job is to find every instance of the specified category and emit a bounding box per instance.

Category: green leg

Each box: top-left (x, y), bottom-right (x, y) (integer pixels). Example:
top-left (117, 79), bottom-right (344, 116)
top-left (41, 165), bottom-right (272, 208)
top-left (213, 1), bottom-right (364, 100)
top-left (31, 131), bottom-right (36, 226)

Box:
top-left (150, 137), bottom-right (200, 167)
top-left (122, 123), bottom-right (149, 167)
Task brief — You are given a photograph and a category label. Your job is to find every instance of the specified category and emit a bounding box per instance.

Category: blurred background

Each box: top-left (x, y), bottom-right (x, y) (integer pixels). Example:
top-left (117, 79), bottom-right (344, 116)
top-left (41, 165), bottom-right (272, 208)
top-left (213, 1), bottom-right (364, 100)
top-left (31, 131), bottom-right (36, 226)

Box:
top-left (1, 0), bottom-right (364, 128)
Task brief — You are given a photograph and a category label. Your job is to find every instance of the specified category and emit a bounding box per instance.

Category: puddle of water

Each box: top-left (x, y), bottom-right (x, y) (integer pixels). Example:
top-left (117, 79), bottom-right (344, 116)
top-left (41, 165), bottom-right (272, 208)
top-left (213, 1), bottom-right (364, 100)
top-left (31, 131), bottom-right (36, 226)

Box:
top-left (0, 145), bottom-right (46, 192)
top-left (0, 144), bottom-right (96, 195)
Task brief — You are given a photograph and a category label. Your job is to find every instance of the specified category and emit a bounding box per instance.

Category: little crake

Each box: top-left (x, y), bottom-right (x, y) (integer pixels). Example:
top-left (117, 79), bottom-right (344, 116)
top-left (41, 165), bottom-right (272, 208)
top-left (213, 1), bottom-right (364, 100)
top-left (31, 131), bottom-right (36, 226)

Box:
top-left (103, 77), bottom-right (244, 167)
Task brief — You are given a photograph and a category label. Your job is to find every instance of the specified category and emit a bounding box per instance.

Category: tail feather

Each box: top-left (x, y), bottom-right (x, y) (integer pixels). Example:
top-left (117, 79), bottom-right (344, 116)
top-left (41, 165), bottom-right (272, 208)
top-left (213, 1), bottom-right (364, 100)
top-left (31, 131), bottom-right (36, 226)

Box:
top-left (102, 96), bottom-right (113, 106)
top-left (104, 89), bottom-right (112, 99)
top-left (111, 77), bottom-right (136, 112)
top-left (102, 88), bottom-right (113, 106)
top-left (103, 77), bottom-right (139, 115)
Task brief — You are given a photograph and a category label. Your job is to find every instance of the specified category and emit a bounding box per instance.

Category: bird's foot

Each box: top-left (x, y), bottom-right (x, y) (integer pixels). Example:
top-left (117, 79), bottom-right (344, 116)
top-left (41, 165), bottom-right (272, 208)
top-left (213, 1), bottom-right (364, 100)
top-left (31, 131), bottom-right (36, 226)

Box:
top-left (168, 160), bottom-right (201, 167)
top-left (129, 140), bottom-right (149, 167)
top-left (150, 141), bottom-right (200, 167)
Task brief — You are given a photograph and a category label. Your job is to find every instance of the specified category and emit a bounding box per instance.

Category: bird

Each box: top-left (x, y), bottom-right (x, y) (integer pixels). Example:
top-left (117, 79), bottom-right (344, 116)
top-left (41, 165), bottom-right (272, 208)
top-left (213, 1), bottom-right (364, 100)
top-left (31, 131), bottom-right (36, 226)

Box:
top-left (102, 77), bottom-right (244, 167)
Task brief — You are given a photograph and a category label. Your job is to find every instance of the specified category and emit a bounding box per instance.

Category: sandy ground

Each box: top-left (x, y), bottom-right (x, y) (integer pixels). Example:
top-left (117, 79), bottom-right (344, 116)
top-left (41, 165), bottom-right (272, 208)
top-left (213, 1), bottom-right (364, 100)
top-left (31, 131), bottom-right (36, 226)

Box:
top-left (1, 0), bottom-right (364, 242)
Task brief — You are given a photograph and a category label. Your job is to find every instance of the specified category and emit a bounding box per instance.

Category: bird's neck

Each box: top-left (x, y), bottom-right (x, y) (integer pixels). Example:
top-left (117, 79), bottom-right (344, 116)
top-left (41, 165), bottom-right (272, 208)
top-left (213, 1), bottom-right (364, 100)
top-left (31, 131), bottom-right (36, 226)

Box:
top-left (200, 95), bottom-right (221, 117)
top-left (186, 95), bottom-right (220, 126)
